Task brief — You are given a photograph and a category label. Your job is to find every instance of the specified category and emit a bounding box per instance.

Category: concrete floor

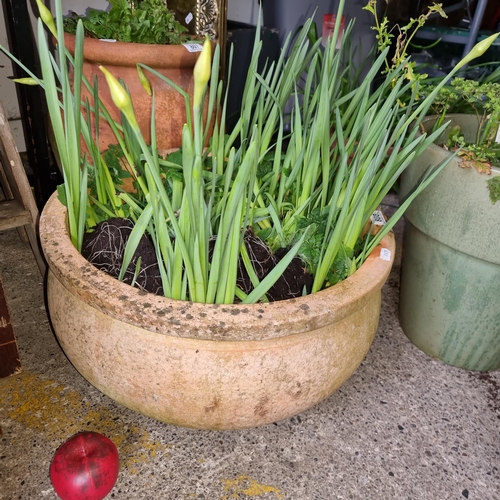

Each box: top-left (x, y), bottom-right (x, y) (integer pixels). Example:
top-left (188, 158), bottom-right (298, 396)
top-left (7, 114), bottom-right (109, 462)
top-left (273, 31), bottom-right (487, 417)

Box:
top-left (0, 203), bottom-right (499, 500)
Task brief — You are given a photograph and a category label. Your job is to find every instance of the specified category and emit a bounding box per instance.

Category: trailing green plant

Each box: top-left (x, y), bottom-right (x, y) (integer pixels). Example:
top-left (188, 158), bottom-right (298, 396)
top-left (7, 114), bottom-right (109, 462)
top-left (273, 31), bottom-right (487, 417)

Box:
top-left (2, 0), bottom-right (498, 303)
top-left (364, 0), bottom-right (447, 81)
top-left (429, 79), bottom-right (500, 140)
top-left (417, 77), bottom-right (500, 204)
top-left (487, 176), bottom-right (500, 204)
top-left (365, 1), bottom-right (500, 204)
top-left (63, 0), bottom-right (189, 45)
top-left (428, 78), bottom-right (500, 161)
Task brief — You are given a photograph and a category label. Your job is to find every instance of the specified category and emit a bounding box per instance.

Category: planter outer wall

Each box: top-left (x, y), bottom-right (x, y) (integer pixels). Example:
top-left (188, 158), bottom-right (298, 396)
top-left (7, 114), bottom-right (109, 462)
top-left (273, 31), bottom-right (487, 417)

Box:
top-left (64, 34), bottom-right (206, 152)
top-left (40, 193), bottom-right (395, 430)
top-left (399, 115), bottom-right (500, 371)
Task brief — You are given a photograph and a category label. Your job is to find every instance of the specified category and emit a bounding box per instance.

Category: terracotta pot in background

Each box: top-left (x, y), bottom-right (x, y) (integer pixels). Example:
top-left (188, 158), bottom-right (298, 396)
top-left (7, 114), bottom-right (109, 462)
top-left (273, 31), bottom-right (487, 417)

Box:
top-left (64, 34), bottom-right (208, 152)
top-left (40, 193), bottom-right (395, 430)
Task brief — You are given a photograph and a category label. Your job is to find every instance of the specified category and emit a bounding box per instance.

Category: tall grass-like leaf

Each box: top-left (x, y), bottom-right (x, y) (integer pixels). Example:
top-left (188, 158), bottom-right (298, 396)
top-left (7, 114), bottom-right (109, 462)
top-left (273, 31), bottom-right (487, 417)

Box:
top-left (36, 16), bottom-right (85, 249)
top-left (242, 228), bottom-right (310, 304)
top-left (119, 203), bottom-right (154, 281)
top-left (7, 0), bottom-right (498, 307)
top-left (360, 153), bottom-right (459, 262)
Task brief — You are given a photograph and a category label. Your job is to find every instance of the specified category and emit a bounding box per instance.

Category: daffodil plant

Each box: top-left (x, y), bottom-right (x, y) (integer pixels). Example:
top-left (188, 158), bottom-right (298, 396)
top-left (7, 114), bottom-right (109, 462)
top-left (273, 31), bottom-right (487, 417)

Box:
top-left (1, 0), bottom-right (498, 303)
top-left (2, 0), bottom-right (131, 249)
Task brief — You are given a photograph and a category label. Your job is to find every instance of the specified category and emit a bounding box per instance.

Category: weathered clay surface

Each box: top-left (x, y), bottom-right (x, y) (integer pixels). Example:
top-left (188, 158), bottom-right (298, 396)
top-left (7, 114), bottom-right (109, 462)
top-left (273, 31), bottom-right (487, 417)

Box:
top-left (40, 194), bottom-right (396, 429)
top-left (64, 34), bottom-right (205, 151)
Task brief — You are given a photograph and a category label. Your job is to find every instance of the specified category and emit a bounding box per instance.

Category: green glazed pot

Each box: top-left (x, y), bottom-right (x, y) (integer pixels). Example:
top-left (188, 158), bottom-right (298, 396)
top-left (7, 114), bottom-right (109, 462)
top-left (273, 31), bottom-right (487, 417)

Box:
top-left (399, 114), bottom-right (500, 371)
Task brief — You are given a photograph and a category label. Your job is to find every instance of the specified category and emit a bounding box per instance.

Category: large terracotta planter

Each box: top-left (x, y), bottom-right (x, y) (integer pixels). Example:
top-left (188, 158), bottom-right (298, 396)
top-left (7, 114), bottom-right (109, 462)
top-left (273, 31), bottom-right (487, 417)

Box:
top-left (64, 34), bottom-right (203, 151)
top-left (40, 193), bottom-right (395, 429)
top-left (399, 114), bottom-right (500, 372)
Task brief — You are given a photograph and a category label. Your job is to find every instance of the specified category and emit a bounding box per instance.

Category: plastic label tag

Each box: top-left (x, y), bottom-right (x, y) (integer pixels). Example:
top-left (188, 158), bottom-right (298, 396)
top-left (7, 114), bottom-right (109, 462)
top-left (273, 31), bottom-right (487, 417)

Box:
top-left (496, 124), bottom-right (500, 144)
top-left (183, 43), bottom-right (203, 52)
top-left (185, 12), bottom-right (193, 24)
top-left (99, 39), bottom-right (117, 43)
top-left (380, 248), bottom-right (391, 261)
top-left (370, 210), bottom-right (386, 226)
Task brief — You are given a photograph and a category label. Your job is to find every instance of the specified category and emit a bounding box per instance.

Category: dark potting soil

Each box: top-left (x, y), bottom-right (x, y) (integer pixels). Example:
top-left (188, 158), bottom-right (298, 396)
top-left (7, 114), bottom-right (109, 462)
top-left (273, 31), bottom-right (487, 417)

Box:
top-left (82, 219), bottom-right (313, 302)
top-left (236, 228), bottom-right (313, 301)
top-left (81, 218), bottom-right (164, 295)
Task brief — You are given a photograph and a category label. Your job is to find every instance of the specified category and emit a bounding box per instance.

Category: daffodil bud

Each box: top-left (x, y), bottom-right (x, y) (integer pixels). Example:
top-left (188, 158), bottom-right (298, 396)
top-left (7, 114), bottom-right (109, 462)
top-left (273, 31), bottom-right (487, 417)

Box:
top-left (193, 35), bottom-right (212, 109)
top-left (35, 0), bottom-right (57, 39)
top-left (136, 64), bottom-right (152, 96)
top-left (12, 77), bottom-right (39, 86)
top-left (99, 65), bottom-right (140, 131)
top-left (456, 33), bottom-right (500, 70)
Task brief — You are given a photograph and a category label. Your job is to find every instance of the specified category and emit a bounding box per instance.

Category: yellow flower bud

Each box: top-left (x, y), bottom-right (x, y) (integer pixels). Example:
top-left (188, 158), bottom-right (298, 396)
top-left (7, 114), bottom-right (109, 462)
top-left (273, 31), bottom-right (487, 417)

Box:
top-left (35, 0), bottom-right (57, 39)
top-left (12, 77), bottom-right (39, 86)
top-left (193, 35), bottom-right (212, 109)
top-left (456, 33), bottom-right (500, 70)
top-left (136, 65), bottom-right (152, 96)
top-left (99, 65), bottom-right (140, 131)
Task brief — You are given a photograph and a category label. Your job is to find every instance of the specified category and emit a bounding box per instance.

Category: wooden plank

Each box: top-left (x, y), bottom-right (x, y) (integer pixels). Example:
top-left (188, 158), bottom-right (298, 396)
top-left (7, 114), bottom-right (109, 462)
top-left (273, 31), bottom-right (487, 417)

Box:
top-left (0, 100), bottom-right (46, 276)
top-left (0, 276), bottom-right (21, 378)
top-left (0, 156), bottom-right (15, 199)
top-left (0, 199), bottom-right (31, 230)
top-left (0, 101), bottom-right (40, 220)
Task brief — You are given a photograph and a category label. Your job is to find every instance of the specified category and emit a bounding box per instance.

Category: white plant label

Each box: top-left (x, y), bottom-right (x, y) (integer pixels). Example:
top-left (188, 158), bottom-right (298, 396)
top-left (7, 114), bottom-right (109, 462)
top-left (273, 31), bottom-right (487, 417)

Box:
top-left (185, 12), bottom-right (193, 24)
top-left (370, 210), bottom-right (386, 226)
top-left (99, 39), bottom-right (117, 43)
top-left (380, 248), bottom-right (391, 261)
top-left (183, 43), bottom-right (203, 52)
top-left (496, 124), bottom-right (500, 144)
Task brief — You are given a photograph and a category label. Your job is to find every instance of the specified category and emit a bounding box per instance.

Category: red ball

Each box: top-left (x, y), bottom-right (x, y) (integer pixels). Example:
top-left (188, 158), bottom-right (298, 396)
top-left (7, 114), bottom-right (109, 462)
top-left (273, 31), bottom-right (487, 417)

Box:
top-left (50, 431), bottom-right (120, 500)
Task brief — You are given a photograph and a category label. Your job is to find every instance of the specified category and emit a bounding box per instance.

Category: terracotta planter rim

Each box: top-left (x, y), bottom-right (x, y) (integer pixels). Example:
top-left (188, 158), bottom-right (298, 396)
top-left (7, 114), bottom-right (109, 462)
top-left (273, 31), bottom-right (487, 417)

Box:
top-left (63, 32), bottom-right (207, 69)
top-left (40, 192), bottom-right (395, 342)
